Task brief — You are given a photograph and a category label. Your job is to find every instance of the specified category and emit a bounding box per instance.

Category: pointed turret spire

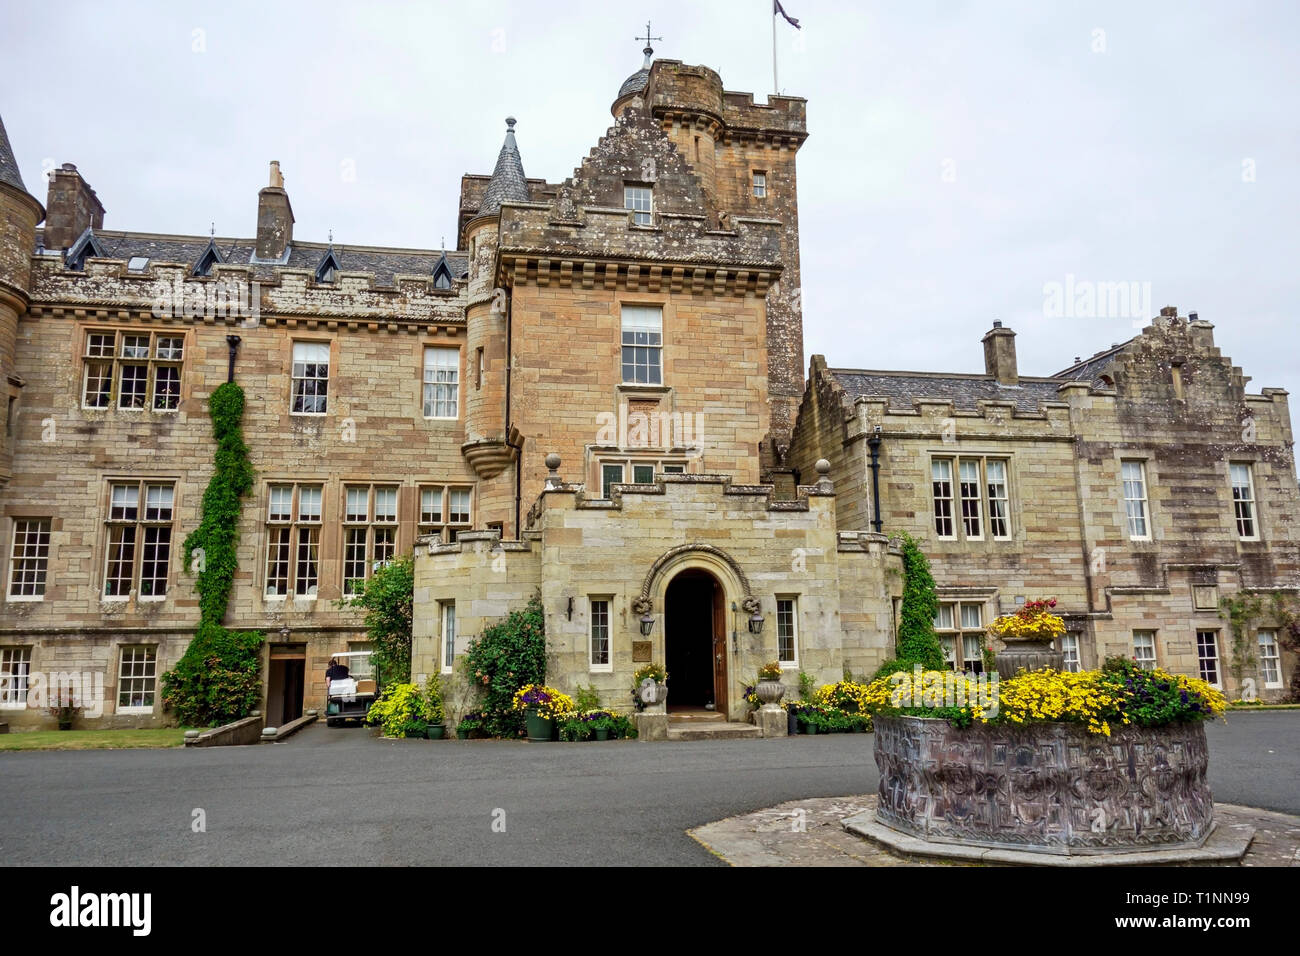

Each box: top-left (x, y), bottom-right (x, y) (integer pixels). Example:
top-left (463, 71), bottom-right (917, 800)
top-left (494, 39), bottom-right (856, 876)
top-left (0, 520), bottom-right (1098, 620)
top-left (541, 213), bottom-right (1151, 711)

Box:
top-left (476, 117), bottom-right (529, 217)
top-left (0, 113), bottom-right (31, 195)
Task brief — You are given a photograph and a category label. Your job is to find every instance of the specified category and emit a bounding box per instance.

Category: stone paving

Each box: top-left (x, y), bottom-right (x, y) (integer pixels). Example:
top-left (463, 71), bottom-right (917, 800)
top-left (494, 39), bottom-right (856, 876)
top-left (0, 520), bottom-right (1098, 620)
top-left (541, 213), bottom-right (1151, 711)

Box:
top-left (688, 795), bottom-right (1300, 867)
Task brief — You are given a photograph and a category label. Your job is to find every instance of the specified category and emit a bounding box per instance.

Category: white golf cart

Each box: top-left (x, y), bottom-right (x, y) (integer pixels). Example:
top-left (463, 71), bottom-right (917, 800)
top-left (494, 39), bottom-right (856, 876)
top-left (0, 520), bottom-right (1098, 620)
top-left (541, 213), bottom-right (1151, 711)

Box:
top-left (323, 650), bottom-right (381, 727)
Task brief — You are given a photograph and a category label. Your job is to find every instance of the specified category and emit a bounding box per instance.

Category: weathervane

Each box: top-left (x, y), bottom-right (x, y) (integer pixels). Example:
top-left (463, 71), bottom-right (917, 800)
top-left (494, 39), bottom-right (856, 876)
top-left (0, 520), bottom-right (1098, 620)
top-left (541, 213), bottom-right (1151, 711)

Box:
top-left (636, 20), bottom-right (662, 60)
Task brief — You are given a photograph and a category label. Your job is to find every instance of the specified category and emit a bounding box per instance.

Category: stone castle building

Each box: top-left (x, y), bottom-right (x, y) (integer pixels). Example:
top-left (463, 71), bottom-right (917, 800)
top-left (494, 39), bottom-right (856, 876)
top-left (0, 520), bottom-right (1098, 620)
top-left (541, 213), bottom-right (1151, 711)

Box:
top-left (0, 46), bottom-right (1293, 729)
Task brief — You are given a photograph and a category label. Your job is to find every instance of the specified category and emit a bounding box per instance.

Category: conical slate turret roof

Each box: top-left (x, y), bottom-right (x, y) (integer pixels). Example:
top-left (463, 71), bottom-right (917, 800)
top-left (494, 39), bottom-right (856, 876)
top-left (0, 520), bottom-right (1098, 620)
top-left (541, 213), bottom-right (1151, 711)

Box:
top-left (0, 113), bottom-right (30, 194)
top-left (618, 45), bottom-right (655, 99)
top-left (476, 117), bottom-right (529, 217)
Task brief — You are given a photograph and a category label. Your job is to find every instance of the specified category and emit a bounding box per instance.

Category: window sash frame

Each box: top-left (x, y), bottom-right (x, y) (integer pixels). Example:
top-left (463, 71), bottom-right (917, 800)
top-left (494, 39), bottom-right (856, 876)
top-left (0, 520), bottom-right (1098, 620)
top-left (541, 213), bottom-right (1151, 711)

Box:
top-left (1132, 630), bottom-right (1158, 669)
top-left (624, 185), bottom-right (653, 225)
top-left (441, 602), bottom-right (456, 675)
top-left (290, 342), bottom-right (330, 416)
top-left (1195, 629), bottom-right (1221, 687)
top-left (1257, 629), bottom-right (1282, 688)
top-left (589, 597), bottom-right (612, 672)
top-left (422, 346), bottom-right (460, 420)
top-left (776, 597), bottom-right (798, 667)
top-left (103, 480), bottom-right (175, 600)
top-left (81, 330), bottom-right (184, 412)
top-left (1122, 460), bottom-right (1151, 540)
top-left (264, 483), bottom-right (324, 598)
top-left (1229, 463), bottom-right (1258, 540)
top-left (8, 518), bottom-right (51, 600)
top-left (0, 646), bottom-right (33, 708)
top-left (116, 645), bottom-right (159, 712)
top-left (933, 601), bottom-right (985, 673)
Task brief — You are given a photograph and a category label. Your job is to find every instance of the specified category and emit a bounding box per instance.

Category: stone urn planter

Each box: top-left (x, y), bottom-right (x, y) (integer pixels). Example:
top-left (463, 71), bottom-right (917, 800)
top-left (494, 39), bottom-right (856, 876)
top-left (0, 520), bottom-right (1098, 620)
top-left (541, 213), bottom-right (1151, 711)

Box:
top-left (872, 715), bottom-right (1214, 854)
top-left (638, 679), bottom-right (669, 714)
top-left (755, 679), bottom-right (786, 709)
top-left (995, 638), bottom-right (1064, 680)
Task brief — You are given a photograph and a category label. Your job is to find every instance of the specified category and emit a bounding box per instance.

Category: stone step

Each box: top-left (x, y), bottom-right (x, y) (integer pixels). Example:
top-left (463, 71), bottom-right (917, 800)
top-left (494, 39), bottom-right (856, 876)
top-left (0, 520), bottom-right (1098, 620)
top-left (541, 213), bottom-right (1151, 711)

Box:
top-left (666, 710), bottom-right (727, 723)
top-left (667, 721), bottom-right (760, 741)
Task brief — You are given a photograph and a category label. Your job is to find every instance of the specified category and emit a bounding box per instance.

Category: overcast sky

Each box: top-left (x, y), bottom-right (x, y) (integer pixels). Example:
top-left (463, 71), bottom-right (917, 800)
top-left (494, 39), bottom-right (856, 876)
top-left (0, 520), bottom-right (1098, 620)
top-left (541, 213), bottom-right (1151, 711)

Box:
top-left (2, 0), bottom-right (1297, 398)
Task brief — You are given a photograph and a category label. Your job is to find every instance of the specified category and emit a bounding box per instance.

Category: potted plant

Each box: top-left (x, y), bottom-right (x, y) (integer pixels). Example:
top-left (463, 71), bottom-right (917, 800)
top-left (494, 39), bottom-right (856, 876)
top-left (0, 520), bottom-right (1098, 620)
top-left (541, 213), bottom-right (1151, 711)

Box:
top-left (456, 713), bottom-right (483, 740)
top-left (423, 674), bottom-right (446, 739)
top-left (49, 687), bottom-right (83, 731)
top-left (632, 663), bottom-right (669, 712)
top-left (511, 683), bottom-right (575, 742)
top-left (591, 712), bottom-right (616, 742)
top-left (987, 598), bottom-right (1066, 678)
top-left (755, 660), bottom-right (786, 708)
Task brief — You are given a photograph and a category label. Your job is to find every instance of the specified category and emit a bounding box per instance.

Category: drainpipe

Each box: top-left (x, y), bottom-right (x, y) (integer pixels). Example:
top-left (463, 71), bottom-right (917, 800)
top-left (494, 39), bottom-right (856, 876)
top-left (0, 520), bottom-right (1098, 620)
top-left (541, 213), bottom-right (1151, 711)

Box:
top-left (867, 425), bottom-right (883, 533)
top-left (226, 335), bottom-right (242, 383)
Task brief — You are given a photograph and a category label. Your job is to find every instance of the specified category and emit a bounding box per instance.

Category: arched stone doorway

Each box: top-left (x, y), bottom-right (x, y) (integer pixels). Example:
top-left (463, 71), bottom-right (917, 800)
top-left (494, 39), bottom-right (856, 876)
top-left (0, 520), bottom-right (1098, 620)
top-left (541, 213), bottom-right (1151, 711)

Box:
top-left (664, 568), bottom-right (727, 714)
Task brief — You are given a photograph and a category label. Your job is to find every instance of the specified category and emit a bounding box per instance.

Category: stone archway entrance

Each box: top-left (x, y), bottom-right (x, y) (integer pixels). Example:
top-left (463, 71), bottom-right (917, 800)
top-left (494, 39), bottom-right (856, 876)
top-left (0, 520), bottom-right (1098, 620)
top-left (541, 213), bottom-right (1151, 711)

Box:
top-left (664, 569), bottom-right (727, 714)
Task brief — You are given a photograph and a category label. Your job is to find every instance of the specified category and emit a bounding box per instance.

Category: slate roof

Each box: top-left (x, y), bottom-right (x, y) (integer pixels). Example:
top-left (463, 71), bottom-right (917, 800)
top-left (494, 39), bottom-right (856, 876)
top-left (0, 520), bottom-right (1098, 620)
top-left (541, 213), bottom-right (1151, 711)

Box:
top-left (0, 113), bottom-right (30, 194)
top-left (829, 369), bottom-right (1068, 413)
top-left (476, 118), bottom-right (529, 217)
top-left (1053, 340), bottom-right (1133, 384)
top-left (617, 47), bottom-right (654, 99)
top-left (34, 227), bottom-right (468, 287)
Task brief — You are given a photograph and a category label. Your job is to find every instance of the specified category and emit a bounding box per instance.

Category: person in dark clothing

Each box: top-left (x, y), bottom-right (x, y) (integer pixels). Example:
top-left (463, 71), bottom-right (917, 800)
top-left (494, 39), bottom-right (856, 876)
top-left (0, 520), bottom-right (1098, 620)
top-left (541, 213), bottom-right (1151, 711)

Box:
top-left (325, 658), bottom-right (350, 682)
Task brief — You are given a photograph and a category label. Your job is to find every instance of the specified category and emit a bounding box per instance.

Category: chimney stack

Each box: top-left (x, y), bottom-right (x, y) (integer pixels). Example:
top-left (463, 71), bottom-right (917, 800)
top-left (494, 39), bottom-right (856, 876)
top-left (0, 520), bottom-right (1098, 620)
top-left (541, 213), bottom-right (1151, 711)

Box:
top-left (43, 163), bottom-right (104, 251)
top-left (982, 321), bottom-right (1018, 385)
top-left (254, 161), bottom-right (293, 262)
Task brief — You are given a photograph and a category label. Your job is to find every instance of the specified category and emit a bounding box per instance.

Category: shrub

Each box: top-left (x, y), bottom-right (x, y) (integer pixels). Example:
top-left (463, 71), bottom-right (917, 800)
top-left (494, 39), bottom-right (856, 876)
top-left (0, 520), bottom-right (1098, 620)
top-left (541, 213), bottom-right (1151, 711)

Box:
top-left (574, 684), bottom-right (602, 712)
top-left (339, 555), bottom-right (413, 685)
top-left (366, 683), bottom-right (428, 738)
top-left (422, 674), bottom-right (445, 726)
top-left (465, 595), bottom-right (547, 737)
top-left (798, 671), bottom-right (816, 700)
top-left (161, 623), bottom-right (263, 727)
top-left (895, 533), bottom-right (945, 671)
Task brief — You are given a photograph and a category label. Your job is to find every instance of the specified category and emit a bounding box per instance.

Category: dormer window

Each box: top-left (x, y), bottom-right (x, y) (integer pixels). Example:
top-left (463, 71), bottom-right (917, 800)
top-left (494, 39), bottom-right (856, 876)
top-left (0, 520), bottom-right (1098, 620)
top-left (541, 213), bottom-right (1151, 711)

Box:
top-left (432, 252), bottom-right (454, 290)
top-left (624, 186), bottom-right (653, 226)
top-left (315, 247), bottom-right (342, 285)
top-left (65, 229), bottom-right (106, 272)
top-left (192, 241), bottom-right (224, 277)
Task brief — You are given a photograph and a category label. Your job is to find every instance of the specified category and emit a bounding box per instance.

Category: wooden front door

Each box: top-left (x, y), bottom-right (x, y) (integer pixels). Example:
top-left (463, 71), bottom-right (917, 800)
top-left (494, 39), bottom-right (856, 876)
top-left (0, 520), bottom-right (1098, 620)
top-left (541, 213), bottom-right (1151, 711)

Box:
top-left (711, 578), bottom-right (728, 715)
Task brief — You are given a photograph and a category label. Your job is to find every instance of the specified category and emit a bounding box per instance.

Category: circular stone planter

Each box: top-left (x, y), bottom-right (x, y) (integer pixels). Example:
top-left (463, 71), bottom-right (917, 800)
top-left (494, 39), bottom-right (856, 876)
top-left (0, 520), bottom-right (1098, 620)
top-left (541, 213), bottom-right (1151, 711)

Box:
top-left (873, 715), bottom-right (1213, 854)
top-left (755, 680), bottom-right (785, 707)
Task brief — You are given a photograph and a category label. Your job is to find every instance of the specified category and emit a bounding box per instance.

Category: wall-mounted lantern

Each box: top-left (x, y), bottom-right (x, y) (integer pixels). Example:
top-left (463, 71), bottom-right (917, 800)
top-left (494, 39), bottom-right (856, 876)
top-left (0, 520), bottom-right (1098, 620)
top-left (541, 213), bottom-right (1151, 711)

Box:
top-left (639, 612), bottom-right (655, 636)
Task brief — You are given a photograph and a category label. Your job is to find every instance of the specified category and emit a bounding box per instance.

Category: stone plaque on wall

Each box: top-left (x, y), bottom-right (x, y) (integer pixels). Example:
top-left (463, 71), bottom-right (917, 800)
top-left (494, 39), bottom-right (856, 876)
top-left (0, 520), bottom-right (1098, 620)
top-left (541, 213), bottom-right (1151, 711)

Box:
top-left (632, 641), bottom-right (652, 662)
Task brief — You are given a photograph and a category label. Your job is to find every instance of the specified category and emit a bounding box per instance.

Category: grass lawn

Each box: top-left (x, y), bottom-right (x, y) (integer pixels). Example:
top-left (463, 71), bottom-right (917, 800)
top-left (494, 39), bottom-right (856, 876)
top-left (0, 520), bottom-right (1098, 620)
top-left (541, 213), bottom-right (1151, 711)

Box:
top-left (0, 728), bottom-right (189, 752)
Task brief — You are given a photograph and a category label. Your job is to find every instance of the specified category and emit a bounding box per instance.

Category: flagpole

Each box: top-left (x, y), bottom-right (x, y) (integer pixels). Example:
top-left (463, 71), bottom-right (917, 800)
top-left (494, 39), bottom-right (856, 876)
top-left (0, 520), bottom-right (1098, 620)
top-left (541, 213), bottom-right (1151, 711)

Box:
top-left (772, 5), bottom-right (778, 94)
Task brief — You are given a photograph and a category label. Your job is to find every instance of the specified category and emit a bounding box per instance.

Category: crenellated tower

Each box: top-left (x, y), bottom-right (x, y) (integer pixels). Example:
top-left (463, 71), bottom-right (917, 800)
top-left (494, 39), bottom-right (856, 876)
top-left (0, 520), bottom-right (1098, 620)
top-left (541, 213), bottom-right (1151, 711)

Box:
top-left (459, 117), bottom-right (531, 533)
top-left (0, 114), bottom-right (44, 488)
top-left (613, 47), bottom-right (808, 478)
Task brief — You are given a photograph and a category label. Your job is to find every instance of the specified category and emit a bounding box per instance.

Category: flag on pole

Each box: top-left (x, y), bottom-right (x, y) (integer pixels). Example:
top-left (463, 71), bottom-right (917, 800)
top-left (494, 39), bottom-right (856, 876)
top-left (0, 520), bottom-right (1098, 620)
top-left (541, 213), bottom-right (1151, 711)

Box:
top-left (774, 0), bottom-right (801, 29)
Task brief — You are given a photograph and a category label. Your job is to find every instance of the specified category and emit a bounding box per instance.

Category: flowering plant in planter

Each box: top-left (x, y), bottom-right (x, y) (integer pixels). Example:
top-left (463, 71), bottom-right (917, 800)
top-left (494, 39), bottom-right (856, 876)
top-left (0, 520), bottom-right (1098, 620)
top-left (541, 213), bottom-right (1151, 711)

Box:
top-left (987, 598), bottom-right (1066, 641)
top-left (757, 661), bottom-right (783, 682)
top-left (510, 683), bottom-right (575, 721)
top-left (632, 663), bottom-right (667, 684)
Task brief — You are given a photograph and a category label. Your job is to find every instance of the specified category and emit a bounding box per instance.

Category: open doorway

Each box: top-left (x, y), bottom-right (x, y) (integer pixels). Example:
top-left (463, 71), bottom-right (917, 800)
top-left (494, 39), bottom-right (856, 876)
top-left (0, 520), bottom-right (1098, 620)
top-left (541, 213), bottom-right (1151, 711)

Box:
top-left (664, 569), bottom-right (727, 715)
top-left (267, 644), bottom-right (306, 726)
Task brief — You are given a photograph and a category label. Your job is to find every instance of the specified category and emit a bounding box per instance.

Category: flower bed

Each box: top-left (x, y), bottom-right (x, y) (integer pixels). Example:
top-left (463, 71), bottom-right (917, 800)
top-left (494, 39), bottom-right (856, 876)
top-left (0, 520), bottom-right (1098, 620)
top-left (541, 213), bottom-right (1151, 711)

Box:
top-left (866, 657), bottom-right (1228, 853)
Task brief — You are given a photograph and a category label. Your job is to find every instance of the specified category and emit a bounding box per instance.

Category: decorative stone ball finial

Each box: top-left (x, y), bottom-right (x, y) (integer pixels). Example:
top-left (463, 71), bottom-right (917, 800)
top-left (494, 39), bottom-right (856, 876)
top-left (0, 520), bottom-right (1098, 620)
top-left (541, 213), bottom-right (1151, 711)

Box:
top-left (506, 116), bottom-right (517, 130)
top-left (544, 453), bottom-right (562, 489)
top-left (815, 458), bottom-right (834, 493)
